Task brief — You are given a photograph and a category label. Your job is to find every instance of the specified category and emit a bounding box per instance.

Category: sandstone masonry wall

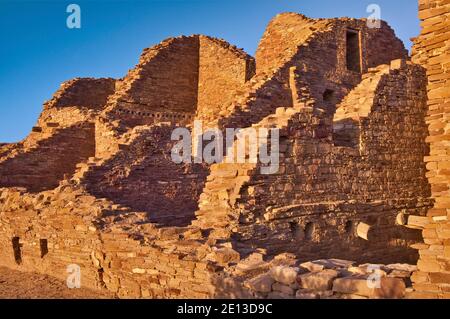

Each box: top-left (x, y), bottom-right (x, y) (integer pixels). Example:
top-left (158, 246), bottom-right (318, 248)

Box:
top-left (43, 78), bottom-right (116, 111)
top-left (0, 185), bottom-right (234, 298)
top-left (109, 36), bottom-right (200, 116)
top-left (83, 124), bottom-right (209, 227)
top-left (0, 123), bottom-right (95, 192)
top-left (410, 0), bottom-right (450, 298)
top-left (0, 11), bottom-right (440, 299)
top-left (194, 61), bottom-right (431, 264)
top-left (197, 36), bottom-right (255, 123)
top-left (234, 62), bottom-right (431, 263)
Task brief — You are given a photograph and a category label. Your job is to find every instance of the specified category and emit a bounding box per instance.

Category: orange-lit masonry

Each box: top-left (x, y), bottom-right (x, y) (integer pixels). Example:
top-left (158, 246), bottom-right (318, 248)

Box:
top-left (0, 2), bottom-right (449, 299)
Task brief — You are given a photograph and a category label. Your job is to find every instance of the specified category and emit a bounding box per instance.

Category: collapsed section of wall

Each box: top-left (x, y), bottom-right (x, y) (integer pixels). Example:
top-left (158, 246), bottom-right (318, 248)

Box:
top-left (83, 124), bottom-right (209, 227)
top-left (43, 78), bottom-right (116, 111)
top-left (0, 123), bottom-right (95, 192)
top-left (195, 61), bottom-right (431, 265)
top-left (95, 35), bottom-right (254, 158)
top-left (0, 11), bottom-right (439, 299)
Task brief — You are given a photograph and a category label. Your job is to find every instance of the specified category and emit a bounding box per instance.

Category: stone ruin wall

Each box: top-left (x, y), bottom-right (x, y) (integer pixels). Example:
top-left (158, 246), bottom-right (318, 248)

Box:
top-left (194, 16), bottom-right (421, 262)
top-left (232, 62), bottom-right (431, 264)
top-left (0, 4), bottom-right (449, 298)
top-left (94, 35), bottom-right (255, 159)
top-left (0, 123), bottom-right (95, 192)
top-left (43, 78), bottom-right (116, 111)
top-left (82, 124), bottom-right (210, 227)
top-left (102, 35), bottom-right (255, 125)
top-left (0, 77), bottom-right (115, 166)
top-left (197, 36), bottom-right (256, 123)
top-left (255, 13), bottom-right (406, 75)
top-left (409, 0), bottom-right (450, 299)
top-left (0, 78), bottom-right (118, 193)
top-left (211, 16), bottom-right (408, 135)
top-left (0, 33), bottom-right (262, 298)
top-left (0, 186), bottom-right (230, 298)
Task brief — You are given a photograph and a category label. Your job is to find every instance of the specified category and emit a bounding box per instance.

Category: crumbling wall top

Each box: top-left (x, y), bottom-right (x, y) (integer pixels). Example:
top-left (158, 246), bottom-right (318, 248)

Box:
top-left (44, 77), bottom-right (116, 110)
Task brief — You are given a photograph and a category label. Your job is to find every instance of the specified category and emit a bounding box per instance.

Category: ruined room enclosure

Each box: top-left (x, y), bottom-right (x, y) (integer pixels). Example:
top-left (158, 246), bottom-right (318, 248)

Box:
top-left (0, 123), bottom-right (95, 193)
top-left (83, 124), bottom-right (210, 227)
top-left (0, 9), bottom-right (444, 298)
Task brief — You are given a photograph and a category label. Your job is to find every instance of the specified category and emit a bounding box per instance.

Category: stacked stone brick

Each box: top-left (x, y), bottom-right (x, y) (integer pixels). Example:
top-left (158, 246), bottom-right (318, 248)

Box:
top-left (0, 6), bottom-right (447, 298)
top-left (240, 254), bottom-right (414, 299)
top-left (409, 0), bottom-right (450, 299)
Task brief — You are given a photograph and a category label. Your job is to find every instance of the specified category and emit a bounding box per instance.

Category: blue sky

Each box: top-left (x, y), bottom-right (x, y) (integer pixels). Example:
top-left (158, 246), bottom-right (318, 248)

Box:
top-left (0, 0), bottom-right (420, 142)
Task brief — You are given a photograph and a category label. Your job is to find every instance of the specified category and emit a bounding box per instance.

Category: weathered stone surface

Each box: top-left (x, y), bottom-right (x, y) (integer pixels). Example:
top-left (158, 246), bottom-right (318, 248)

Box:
top-left (244, 273), bottom-right (274, 293)
top-left (270, 266), bottom-right (299, 285)
top-left (300, 262), bottom-right (325, 272)
top-left (0, 1), bottom-right (445, 299)
top-left (410, 0), bottom-right (450, 298)
top-left (272, 282), bottom-right (295, 295)
top-left (267, 291), bottom-right (295, 299)
top-left (295, 290), bottom-right (319, 299)
top-left (297, 269), bottom-right (339, 291)
top-left (212, 247), bottom-right (241, 265)
top-left (333, 277), bottom-right (406, 299)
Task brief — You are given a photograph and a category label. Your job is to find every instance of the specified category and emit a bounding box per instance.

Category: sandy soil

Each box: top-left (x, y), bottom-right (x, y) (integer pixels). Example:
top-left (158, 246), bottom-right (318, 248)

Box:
top-left (0, 266), bottom-right (115, 299)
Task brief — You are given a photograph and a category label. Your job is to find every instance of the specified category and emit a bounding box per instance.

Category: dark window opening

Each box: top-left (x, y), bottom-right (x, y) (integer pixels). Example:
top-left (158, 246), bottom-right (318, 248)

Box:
top-left (97, 268), bottom-right (106, 288)
top-left (323, 89), bottom-right (336, 103)
top-left (346, 29), bottom-right (361, 73)
top-left (304, 222), bottom-right (315, 241)
top-left (323, 89), bottom-right (337, 115)
top-left (289, 222), bottom-right (297, 232)
top-left (345, 220), bottom-right (355, 235)
top-left (40, 239), bottom-right (48, 258)
top-left (290, 222), bottom-right (304, 240)
top-left (12, 237), bottom-right (22, 265)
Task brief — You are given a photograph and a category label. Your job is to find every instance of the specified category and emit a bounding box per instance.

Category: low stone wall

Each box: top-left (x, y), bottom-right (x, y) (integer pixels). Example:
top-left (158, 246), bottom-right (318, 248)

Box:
top-left (0, 123), bottom-right (95, 192)
top-left (0, 186), bottom-right (231, 298)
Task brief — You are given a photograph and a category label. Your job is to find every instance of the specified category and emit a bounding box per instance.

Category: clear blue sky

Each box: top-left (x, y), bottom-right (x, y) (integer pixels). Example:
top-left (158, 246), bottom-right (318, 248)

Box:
top-left (0, 0), bottom-right (420, 142)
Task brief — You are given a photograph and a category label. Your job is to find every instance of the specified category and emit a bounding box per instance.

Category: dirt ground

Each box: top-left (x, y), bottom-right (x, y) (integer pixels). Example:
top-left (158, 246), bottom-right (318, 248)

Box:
top-left (0, 266), bottom-right (115, 299)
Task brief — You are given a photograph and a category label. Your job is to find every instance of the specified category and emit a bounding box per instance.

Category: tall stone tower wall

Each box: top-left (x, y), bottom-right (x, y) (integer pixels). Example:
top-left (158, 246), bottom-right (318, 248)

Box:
top-left (411, 0), bottom-right (450, 298)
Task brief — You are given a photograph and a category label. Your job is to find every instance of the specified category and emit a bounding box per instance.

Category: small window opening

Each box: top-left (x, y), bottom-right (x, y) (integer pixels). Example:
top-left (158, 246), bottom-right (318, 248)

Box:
top-left (345, 220), bottom-right (355, 234)
top-left (12, 237), bottom-right (22, 265)
top-left (304, 222), bottom-right (315, 241)
top-left (346, 29), bottom-right (362, 73)
top-left (290, 222), bottom-right (305, 240)
top-left (323, 89), bottom-right (336, 103)
top-left (40, 239), bottom-right (48, 258)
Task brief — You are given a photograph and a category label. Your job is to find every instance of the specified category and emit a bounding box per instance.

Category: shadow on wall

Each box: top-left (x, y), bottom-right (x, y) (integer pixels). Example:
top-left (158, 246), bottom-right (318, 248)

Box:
top-left (333, 118), bottom-right (360, 148)
top-left (84, 125), bottom-right (209, 227)
top-left (0, 124), bottom-right (95, 193)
